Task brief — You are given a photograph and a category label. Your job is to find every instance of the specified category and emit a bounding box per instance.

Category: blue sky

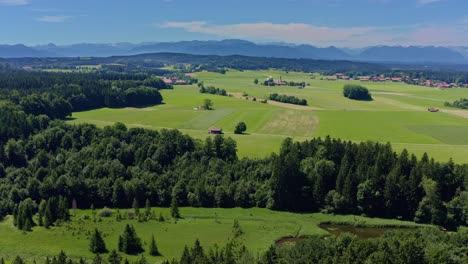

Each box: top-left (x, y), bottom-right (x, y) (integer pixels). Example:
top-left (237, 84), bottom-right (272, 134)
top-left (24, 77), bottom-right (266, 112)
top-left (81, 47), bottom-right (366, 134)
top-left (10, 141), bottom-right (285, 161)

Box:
top-left (0, 0), bottom-right (466, 47)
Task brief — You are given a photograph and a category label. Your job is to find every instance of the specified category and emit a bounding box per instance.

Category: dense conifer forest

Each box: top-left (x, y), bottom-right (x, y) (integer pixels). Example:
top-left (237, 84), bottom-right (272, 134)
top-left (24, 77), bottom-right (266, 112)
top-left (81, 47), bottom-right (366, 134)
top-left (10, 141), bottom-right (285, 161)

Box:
top-left (1, 68), bottom-right (468, 263)
top-left (1, 106), bottom-right (468, 229)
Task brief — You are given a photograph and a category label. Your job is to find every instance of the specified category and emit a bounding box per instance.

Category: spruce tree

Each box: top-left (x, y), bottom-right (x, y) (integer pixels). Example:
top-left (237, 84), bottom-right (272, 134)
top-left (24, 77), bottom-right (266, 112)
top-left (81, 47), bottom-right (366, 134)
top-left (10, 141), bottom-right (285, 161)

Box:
top-left (12, 256), bottom-right (25, 264)
top-left (15, 198), bottom-right (36, 231)
top-left (132, 198), bottom-right (139, 216)
top-left (108, 250), bottom-right (122, 264)
top-left (12, 205), bottom-right (18, 226)
top-left (57, 251), bottom-right (68, 264)
top-left (170, 196), bottom-right (180, 219)
top-left (89, 228), bottom-right (108, 254)
top-left (38, 200), bottom-right (47, 226)
top-left (44, 201), bottom-right (53, 228)
top-left (93, 254), bottom-right (103, 264)
top-left (58, 196), bottom-right (70, 221)
top-left (180, 246), bottom-right (192, 264)
top-left (191, 239), bottom-right (205, 262)
top-left (119, 224), bottom-right (144, 255)
top-left (145, 199), bottom-right (151, 217)
top-left (149, 234), bottom-right (160, 256)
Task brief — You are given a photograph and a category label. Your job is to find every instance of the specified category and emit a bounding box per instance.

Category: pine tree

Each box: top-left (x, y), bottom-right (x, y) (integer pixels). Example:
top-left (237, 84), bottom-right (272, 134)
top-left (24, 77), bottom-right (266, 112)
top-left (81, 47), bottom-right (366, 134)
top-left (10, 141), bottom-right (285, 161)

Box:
top-left (170, 196), bottom-right (180, 219)
top-left (108, 250), bottom-right (122, 264)
top-left (44, 201), bottom-right (53, 228)
top-left (12, 205), bottom-right (18, 226)
top-left (118, 235), bottom-right (124, 252)
top-left (57, 251), bottom-right (68, 264)
top-left (132, 198), bottom-right (139, 216)
top-left (89, 228), bottom-right (108, 254)
top-left (58, 196), bottom-right (70, 221)
top-left (38, 199), bottom-right (47, 226)
top-left (24, 219), bottom-right (32, 231)
top-left (12, 256), bottom-right (25, 264)
top-left (112, 179), bottom-right (127, 209)
top-left (180, 246), bottom-right (192, 264)
top-left (145, 199), bottom-right (151, 217)
top-left (149, 234), bottom-right (160, 256)
top-left (15, 198), bottom-right (36, 231)
top-left (119, 224), bottom-right (144, 255)
top-left (191, 239), bottom-right (205, 262)
top-left (260, 245), bottom-right (278, 264)
top-left (92, 254), bottom-right (103, 264)
top-left (158, 213), bottom-right (165, 222)
top-left (72, 198), bottom-right (77, 217)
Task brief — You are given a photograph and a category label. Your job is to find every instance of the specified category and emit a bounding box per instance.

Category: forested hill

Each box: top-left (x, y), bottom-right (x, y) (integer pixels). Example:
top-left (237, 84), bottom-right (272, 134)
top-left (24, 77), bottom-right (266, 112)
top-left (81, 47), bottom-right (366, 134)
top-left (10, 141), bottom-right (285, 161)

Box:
top-left (0, 69), bottom-right (169, 120)
top-left (5, 52), bottom-right (388, 73)
top-left (2, 118), bottom-right (468, 230)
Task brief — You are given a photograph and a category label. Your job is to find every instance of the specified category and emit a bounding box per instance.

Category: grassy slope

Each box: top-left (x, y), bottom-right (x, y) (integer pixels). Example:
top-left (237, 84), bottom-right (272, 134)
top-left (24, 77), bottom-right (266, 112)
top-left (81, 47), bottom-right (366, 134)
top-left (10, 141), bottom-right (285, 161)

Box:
top-left (70, 69), bottom-right (468, 162)
top-left (0, 207), bottom-right (424, 262)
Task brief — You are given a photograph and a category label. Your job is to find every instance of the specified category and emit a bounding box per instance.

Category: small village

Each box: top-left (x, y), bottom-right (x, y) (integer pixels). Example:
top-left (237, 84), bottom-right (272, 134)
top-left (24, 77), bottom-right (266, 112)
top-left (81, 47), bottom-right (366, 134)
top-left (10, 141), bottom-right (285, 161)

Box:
top-left (162, 77), bottom-right (189, 85)
top-left (329, 73), bottom-right (468, 89)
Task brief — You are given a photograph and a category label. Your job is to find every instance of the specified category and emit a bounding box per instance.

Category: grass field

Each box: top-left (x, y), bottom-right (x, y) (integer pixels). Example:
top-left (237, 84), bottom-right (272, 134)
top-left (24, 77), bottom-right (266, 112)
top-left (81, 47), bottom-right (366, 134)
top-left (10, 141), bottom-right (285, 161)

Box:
top-left (0, 207), bottom-right (425, 262)
top-left (70, 69), bottom-right (468, 162)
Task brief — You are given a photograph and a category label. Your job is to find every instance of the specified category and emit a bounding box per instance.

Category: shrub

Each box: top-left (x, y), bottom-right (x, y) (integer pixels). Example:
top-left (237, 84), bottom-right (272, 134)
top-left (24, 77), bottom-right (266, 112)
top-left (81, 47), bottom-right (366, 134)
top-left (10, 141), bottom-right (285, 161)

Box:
top-left (97, 207), bottom-right (114, 218)
top-left (445, 98), bottom-right (468, 109)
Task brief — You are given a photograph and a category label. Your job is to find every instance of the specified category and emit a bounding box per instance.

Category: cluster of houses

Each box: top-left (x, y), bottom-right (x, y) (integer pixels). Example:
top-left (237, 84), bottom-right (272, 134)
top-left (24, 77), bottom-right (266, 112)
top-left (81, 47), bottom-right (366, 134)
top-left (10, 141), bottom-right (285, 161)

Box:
top-left (273, 80), bottom-right (288, 86)
top-left (334, 73), bottom-right (351, 80)
top-left (329, 73), bottom-right (468, 89)
top-left (162, 77), bottom-right (189, 85)
top-left (419, 80), bottom-right (468, 89)
top-left (359, 76), bottom-right (404, 82)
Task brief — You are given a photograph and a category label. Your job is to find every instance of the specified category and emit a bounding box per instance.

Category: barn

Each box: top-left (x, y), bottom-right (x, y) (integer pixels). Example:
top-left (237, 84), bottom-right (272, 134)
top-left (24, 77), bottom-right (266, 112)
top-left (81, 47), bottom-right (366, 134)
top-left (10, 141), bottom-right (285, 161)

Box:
top-left (209, 127), bottom-right (223, 134)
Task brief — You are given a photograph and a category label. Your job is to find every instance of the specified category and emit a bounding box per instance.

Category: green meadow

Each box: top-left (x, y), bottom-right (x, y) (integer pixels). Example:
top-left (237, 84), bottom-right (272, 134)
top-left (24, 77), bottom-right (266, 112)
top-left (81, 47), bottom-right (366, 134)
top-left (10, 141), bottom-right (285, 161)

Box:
top-left (70, 69), bottom-right (468, 163)
top-left (0, 207), bottom-right (424, 262)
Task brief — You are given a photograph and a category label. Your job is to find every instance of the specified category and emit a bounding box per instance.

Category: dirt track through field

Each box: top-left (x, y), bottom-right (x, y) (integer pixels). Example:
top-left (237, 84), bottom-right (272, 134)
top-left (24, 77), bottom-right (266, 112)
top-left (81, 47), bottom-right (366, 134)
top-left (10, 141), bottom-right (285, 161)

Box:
top-left (374, 92), bottom-right (468, 119)
top-left (441, 110), bottom-right (468, 118)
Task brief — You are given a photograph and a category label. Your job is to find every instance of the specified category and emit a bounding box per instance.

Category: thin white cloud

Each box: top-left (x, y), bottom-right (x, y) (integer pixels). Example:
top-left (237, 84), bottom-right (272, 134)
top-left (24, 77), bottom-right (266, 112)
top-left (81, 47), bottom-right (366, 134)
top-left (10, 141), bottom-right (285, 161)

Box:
top-left (160, 22), bottom-right (377, 47)
top-left (37, 15), bottom-right (72, 23)
top-left (159, 21), bottom-right (468, 47)
top-left (0, 0), bottom-right (30, 6)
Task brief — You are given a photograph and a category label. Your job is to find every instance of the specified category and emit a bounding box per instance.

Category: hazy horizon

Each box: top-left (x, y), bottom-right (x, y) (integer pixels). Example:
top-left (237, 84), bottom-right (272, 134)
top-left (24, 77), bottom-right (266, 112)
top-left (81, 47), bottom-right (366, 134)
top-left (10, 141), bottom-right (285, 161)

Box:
top-left (0, 0), bottom-right (467, 47)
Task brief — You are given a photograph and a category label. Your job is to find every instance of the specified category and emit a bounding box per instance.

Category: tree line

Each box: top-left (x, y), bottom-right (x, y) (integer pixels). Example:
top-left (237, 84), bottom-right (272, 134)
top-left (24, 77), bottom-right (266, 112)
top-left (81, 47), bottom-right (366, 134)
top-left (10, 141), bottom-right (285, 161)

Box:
top-left (0, 70), bottom-right (168, 119)
top-left (268, 93), bottom-right (307, 106)
top-left (1, 118), bottom-right (468, 229)
top-left (445, 98), bottom-right (468, 109)
top-left (198, 83), bottom-right (227, 96)
top-left (4, 53), bottom-right (388, 74)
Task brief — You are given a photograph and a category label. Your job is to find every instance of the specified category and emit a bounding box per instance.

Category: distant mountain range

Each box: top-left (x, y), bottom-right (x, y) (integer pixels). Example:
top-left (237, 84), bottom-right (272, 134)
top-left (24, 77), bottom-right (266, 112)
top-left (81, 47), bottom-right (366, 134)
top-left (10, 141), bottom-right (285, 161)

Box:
top-left (0, 39), bottom-right (467, 64)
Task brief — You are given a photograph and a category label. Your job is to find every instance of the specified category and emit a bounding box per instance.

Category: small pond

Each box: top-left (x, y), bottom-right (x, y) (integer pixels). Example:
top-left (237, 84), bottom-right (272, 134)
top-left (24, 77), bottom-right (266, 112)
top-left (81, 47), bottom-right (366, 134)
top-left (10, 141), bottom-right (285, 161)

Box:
top-left (319, 224), bottom-right (417, 239)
